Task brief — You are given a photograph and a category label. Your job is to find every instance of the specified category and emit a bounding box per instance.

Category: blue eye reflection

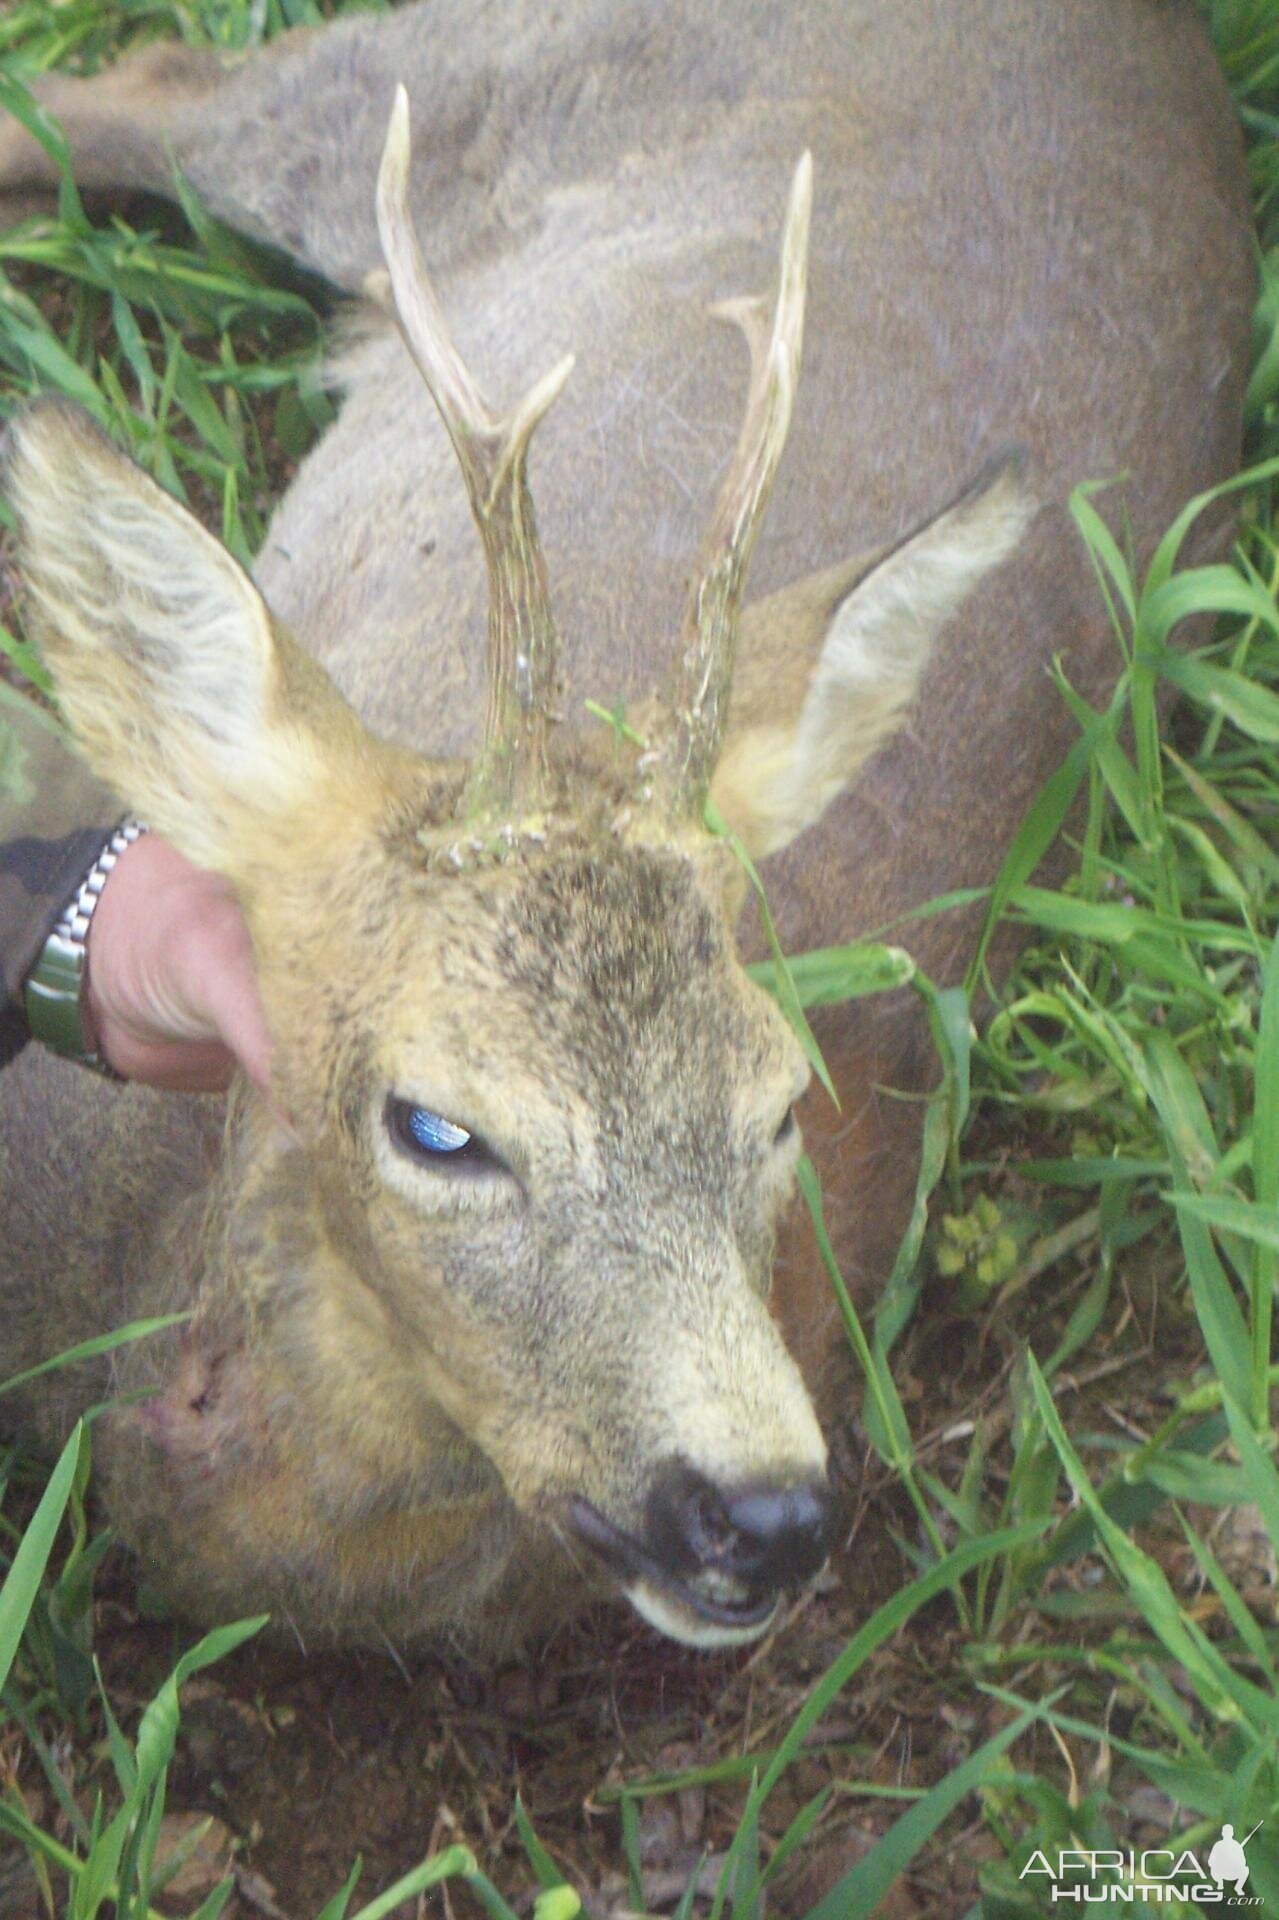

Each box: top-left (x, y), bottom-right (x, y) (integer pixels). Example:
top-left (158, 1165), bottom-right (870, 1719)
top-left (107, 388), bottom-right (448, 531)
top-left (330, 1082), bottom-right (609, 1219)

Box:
top-left (406, 1106), bottom-right (472, 1155)
top-left (386, 1095), bottom-right (496, 1174)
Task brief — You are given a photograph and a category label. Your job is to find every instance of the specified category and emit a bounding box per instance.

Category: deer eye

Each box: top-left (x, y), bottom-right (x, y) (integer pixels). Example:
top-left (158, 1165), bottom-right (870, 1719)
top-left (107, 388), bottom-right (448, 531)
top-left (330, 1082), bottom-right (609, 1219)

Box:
top-left (385, 1097), bottom-right (500, 1173)
top-left (773, 1106), bottom-right (798, 1150)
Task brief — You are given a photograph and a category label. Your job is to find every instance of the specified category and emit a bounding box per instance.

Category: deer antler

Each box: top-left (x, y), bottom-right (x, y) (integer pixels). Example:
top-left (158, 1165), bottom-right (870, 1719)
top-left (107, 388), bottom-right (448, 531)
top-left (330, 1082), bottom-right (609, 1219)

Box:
top-left (646, 154), bottom-right (812, 819)
top-left (372, 84), bottom-right (573, 819)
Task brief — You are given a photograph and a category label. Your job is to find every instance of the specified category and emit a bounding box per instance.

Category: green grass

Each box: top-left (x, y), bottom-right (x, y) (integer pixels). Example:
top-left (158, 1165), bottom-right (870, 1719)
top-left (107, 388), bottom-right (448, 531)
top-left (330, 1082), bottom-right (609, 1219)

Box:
top-left (2, 0), bottom-right (1279, 1914)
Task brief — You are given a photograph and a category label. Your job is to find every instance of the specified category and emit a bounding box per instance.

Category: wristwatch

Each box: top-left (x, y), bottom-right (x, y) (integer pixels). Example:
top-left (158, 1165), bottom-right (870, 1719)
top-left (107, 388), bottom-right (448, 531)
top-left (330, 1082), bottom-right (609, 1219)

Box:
top-left (23, 818), bottom-right (147, 1075)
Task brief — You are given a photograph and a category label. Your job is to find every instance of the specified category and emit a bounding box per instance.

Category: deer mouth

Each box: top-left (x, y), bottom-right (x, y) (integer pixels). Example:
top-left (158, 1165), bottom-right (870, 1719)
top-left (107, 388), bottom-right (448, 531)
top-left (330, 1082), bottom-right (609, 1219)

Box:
top-left (567, 1496), bottom-right (781, 1649)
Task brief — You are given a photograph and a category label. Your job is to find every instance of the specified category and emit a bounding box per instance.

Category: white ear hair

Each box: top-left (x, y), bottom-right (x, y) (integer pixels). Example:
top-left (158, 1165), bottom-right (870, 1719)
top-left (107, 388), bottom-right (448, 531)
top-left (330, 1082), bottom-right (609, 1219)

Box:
top-left (800, 457), bottom-right (1032, 740)
top-left (712, 456), bottom-right (1034, 860)
top-left (6, 399), bottom-right (369, 870)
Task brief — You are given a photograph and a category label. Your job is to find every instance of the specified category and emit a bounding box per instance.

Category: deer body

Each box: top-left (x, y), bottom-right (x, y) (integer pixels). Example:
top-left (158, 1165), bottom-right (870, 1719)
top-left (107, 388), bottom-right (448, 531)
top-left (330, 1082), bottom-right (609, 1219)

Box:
top-left (0, 0), bottom-right (1254, 1649)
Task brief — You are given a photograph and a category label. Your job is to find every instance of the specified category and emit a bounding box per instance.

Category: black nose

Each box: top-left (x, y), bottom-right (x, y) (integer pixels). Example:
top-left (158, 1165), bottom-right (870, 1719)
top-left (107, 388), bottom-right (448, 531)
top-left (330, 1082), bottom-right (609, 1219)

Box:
top-left (646, 1461), bottom-right (835, 1597)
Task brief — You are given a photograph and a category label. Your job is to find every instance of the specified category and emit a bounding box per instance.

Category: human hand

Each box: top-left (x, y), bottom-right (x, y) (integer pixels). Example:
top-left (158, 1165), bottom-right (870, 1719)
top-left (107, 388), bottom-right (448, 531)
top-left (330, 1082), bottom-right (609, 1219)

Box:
top-left (83, 832), bottom-right (273, 1095)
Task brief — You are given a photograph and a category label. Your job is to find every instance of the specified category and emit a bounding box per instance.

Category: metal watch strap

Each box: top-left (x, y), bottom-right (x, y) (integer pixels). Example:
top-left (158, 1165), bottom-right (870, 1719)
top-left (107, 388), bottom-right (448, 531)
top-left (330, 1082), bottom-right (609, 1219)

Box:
top-left (23, 818), bottom-right (147, 1075)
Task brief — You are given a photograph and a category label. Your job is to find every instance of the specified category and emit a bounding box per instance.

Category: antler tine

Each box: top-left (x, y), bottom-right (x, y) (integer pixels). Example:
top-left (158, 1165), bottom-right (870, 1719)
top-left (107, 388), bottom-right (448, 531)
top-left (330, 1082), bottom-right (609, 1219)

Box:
top-left (374, 84), bottom-right (574, 819)
top-left (649, 153), bottom-right (813, 820)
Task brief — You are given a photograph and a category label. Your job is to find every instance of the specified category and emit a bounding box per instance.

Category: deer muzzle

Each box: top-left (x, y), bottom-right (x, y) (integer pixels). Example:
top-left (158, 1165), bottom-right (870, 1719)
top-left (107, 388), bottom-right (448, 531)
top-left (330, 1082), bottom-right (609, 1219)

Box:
top-left (569, 1459), bottom-right (835, 1648)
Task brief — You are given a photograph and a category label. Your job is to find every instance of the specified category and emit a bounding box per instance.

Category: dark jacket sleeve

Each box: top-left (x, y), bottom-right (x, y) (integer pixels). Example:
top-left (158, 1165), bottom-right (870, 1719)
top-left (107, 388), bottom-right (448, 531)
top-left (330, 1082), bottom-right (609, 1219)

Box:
top-left (0, 681), bottom-right (119, 1069)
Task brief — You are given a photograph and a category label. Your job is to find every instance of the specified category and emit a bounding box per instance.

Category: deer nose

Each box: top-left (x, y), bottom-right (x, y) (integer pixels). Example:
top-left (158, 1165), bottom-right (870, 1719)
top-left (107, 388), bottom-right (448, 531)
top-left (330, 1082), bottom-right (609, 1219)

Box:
top-left (646, 1461), bottom-right (835, 1597)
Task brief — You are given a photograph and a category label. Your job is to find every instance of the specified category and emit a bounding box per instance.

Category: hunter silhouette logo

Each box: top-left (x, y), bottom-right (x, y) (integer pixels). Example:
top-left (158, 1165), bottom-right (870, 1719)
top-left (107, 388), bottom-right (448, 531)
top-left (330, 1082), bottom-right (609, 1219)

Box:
top-left (1020, 1821), bottom-right (1265, 1903)
top-left (1209, 1825), bottom-right (1260, 1898)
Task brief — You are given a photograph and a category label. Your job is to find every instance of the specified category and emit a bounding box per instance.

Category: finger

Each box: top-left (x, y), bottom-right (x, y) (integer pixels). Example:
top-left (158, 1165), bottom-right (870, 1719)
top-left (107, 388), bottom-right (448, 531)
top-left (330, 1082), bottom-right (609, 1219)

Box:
top-left (174, 898), bottom-right (276, 1099)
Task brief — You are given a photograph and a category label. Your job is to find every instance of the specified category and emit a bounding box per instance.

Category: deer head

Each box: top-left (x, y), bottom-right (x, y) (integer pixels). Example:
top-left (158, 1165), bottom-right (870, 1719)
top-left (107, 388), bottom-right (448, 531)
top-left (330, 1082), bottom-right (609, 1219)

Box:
top-left (5, 91), bottom-right (1030, 1645)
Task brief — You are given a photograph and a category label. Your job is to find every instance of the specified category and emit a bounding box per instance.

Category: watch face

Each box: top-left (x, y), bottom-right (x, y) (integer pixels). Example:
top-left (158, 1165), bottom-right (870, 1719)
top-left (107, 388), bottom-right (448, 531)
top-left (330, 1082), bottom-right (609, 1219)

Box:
top-left (23, 930), bottom-right (90, 1060)
top-left (23, 820), bottom-right (143, 1073)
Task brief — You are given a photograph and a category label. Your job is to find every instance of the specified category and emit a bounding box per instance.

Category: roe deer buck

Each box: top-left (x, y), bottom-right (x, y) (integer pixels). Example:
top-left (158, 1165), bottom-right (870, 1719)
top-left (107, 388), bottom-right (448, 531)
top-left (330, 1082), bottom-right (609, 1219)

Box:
top-left (0, 0), bottom-right (1254, 1651)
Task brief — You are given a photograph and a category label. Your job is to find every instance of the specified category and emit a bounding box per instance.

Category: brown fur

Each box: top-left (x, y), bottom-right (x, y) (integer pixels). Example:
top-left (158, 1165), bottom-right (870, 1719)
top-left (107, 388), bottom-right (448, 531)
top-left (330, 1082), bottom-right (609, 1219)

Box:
top-left (0, 0), bottom-right (1255, 1650)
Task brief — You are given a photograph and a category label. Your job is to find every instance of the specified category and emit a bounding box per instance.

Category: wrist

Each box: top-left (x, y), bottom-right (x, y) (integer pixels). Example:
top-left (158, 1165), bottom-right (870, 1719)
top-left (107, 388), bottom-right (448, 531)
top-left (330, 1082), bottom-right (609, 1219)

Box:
top-left (23, 818), bottom-right (148, 1075)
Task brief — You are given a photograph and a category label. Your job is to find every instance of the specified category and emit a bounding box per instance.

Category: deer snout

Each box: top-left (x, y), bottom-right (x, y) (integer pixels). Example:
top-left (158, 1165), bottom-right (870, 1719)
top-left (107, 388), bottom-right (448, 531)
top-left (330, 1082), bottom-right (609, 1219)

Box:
top-left (646, 1460), bottom-right (835, 1599)
top-left (568, 1457), bottom-right (836, 1649)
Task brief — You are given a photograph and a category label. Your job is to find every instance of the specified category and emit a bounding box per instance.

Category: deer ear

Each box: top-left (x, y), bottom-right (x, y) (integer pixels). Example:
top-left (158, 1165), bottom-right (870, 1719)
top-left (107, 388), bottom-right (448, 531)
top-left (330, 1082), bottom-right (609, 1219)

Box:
top-left (711, 456), bottom-right (1034, 861)
top-left (5, 399), bottom-right (386, 873)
